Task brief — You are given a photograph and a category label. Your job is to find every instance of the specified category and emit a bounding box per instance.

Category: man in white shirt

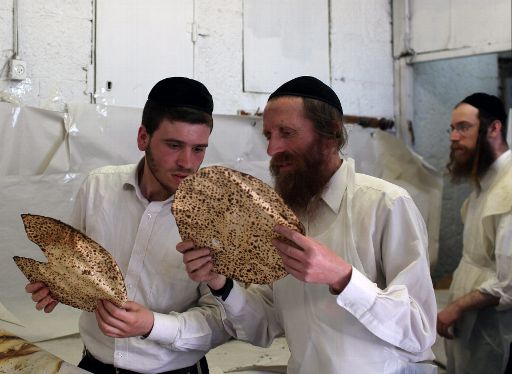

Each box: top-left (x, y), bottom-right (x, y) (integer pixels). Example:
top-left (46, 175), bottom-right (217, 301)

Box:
top-left (25, 77), bottom-right (230, 374)
top-left (179, 76), bottom-right (437, 373)
top-left (437, 93), bottom-right (512, 373)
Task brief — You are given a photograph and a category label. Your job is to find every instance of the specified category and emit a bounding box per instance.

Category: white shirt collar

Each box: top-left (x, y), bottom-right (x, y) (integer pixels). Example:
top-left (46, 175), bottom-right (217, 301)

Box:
top-left (319, 160), bottom-right (347, 214)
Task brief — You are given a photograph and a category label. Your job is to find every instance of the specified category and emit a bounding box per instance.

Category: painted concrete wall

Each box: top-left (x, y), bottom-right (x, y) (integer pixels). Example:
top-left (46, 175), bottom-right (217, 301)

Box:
top-left (0, 1), bottom-right (505, 284)
top-left (0, 0), bottom-right (394, 117)
top-left (0, 0), bottom-right (93, 109)
top-left (413, 54), bottom-right (499, 282)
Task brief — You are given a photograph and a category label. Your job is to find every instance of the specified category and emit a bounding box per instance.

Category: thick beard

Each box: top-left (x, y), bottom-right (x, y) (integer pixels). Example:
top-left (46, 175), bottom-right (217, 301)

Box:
top-left (270, 138), bottom-right (332, 213)
top-left (447, 135), bottom-right (495, 187)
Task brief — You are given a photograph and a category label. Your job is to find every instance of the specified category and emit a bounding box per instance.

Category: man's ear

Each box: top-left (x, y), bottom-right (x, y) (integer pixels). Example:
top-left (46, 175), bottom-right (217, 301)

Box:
top-left (487, 120), bottom-right (503, 139)
top-left (137, 125), bottom-right (149, 151)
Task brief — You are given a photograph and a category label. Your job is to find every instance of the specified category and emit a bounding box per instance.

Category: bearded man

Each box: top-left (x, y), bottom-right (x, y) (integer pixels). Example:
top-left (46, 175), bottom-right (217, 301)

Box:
top-left (179, 76), bottom-right (437, 373)
top-left (437, 93), bottom-right (512, 374)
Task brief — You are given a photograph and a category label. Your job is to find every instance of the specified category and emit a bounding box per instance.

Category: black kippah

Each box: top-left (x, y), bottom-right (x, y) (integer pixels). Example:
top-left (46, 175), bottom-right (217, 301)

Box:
top-left (461, 92), bottom-right (507, 125)
top-left (268, 76), bottom-right (343, 115)
top-left (147, 77), bottom-right (213, 115)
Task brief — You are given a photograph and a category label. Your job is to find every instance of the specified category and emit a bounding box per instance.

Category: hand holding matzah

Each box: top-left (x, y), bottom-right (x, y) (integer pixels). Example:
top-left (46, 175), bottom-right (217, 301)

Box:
top-left (177, 239), bottom-right (227, 290)
top-left (25, 281), bottom-right (59, 313)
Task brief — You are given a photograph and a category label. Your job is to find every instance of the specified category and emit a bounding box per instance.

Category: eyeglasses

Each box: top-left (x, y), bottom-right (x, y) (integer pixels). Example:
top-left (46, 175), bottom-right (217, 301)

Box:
top-left (447, 123), bottom-right (475, 136)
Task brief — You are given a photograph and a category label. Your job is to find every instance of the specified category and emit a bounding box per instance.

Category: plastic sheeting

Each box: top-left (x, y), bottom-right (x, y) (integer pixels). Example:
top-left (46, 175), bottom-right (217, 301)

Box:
top-left (344, 124), bottom-right (443, 267)
top-left (0, 102), bottom-right (442, 346)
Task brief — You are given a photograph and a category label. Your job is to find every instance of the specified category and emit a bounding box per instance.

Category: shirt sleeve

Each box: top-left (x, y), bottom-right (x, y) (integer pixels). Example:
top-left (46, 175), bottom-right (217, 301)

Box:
top-left (144, 282), bottom-right (231, 351)
top-left (336, 195), bottom-right (437, 353)
top-left (215, 282), bottom-right (283, 347)
top-left (478, 212), bottom-right (512, 310)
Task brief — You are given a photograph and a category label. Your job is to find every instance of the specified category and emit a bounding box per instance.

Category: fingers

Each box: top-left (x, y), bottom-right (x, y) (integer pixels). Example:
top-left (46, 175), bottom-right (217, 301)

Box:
top-left (273, 238), bottom-right (305, 263)
top-left (96, 300), bottom-right (153, 338)
top-left (26, 282), bottom-right (58, 312)
top-left (436, 317), bottom-right (454, 339)
top-left (180, 247), bottom-right (215, 281)
top-left (183, 248), bottom-right (212, 264)
top-left (176, 240), bottom-right (195, 253)
top-left (185, 251), bottom-right (212, 272)
top-left (274, 225), bottom-right (308, 249)
top-left (25, 281), bottom-right (46, 293)
top-left (43, 300), bottom-right (59, 313)
top-left (36, 295), bottom-right (57, 311)
top-left (96, 300), bottom-right (128, 337)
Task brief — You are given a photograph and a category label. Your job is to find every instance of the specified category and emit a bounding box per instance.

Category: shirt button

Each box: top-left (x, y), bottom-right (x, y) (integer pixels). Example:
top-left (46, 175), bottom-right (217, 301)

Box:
top-left (147, 213), bottom-right (152, 219)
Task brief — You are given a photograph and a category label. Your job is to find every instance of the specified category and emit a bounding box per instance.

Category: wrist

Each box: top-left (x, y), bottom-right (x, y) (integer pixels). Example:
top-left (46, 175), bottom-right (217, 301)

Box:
top-left (329, 265), bottom-right (353, 294)
top-left (140, 313), bottom-right (154, 340)
top-left (209, 278), bottom-right (233, 301)
top-left (208, 275), bottom-right (227, 291)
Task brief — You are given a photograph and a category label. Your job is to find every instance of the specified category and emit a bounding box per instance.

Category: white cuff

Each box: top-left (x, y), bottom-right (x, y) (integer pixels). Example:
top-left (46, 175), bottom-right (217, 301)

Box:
top-left (144, 312), bottom-right (179, 345)
top-left (336, 267), bottom-right (378, 317)
top-left (217, 281), bottom-right (246, 314)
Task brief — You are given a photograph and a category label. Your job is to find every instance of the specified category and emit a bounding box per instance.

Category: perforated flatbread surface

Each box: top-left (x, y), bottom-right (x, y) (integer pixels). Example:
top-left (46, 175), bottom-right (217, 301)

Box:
top-left (13, 214), bottom-right (127, 312)
top-left (172, 165), bottom-right (304, 284)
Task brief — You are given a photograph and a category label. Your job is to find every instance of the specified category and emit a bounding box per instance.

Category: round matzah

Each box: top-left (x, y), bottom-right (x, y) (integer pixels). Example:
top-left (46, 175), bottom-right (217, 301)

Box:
top-left (172, 165), bottom-right (304, 284)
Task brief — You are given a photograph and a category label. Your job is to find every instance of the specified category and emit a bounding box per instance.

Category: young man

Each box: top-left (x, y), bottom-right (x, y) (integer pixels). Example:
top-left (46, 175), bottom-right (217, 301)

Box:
top-left (179, 76), bottom-right (437, 373)
top-left (26, 77), bottom-right (230, 374)
top-left (437, 93), bottom-right (511, 373)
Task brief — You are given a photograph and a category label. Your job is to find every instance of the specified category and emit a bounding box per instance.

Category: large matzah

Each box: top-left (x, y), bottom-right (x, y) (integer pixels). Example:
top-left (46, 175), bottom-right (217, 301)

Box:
top-left (172, 166), bottom-right (304, 284)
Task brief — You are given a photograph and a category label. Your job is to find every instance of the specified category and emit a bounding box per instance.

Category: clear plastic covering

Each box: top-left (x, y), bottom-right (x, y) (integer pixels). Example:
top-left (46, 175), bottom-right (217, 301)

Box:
top-left (0, 78), bottom-right (33, 105)
top-left (93, 87), bottom-right (116, 118)
top-left (0, 102), bottom-right (442, 345)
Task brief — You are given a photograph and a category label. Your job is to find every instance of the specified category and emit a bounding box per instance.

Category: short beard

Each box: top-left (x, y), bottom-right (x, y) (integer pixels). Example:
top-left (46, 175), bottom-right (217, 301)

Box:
top-left (270, 137), bottom-right (332, 213)
top-left (145, 143), bottom-right (192, 195)
top-left (447, 135), bottom-right (495, 189)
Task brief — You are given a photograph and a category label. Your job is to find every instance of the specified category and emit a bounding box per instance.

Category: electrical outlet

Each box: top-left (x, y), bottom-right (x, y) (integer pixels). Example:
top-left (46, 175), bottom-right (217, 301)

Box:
top-left (9, 59), bottom-right (27, 80)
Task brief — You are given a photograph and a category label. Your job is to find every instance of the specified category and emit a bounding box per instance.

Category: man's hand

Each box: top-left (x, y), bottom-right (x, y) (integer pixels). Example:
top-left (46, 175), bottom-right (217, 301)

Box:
top-left (436, 290), bottom-right (499, 339)
top-left (95, 300), bottom-right (154, 338)
top-left (437, 303), bottom-right (462, 339)
top-left (25, 282), bottom-right (59, 313)
top-left (273, 225), bottom-right (352, 293)
top-left (176, 240), bottom-right (226, 290)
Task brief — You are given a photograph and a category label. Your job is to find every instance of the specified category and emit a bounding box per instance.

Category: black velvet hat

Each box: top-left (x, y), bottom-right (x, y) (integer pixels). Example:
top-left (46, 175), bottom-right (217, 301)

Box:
top-left (461, 92), bottom-right (507, 125)
top-left (148, 77), bottom-right (213, 115)
top-left (268, 76), bottom-right (343, 115)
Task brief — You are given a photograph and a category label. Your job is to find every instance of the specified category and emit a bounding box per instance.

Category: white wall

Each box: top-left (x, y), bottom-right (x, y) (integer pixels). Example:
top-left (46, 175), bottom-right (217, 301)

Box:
top-left (331, 0), bottom-right (394, 117)
top-left (0, 0), bottom-right (394, 117)
top-left (409, 0), bottom-right (511, 62)
top-left (0, 0), bottom-right (93, 109)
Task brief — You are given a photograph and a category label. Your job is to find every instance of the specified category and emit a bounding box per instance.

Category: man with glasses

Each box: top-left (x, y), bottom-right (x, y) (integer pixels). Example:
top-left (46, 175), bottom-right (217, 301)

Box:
top-left (437, 93), bottom-right (512, 373)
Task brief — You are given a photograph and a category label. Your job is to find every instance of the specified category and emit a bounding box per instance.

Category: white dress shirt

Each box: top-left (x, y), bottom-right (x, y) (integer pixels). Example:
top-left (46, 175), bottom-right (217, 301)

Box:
top-left (447, 149), bottom-right (512, 373)
top-left (71, 161), bottom-right (230, 373)
top-left (217, 159), bottom-right (437, 373)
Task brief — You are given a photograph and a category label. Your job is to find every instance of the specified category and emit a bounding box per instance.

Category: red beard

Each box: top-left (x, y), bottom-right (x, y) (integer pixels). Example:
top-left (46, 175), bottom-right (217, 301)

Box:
top-left (447, 135), bottom-right (495, 186)
top-left (270, 137), bottom-right (332, 213)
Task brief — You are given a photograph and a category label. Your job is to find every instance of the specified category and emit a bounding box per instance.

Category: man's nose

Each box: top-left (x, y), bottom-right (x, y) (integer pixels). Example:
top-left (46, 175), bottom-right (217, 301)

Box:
top-left (450, 129), bottom-right (461, 142)
top-left (267, 137), bottom-right (284, 156)
top-left (177, 149), bottom-right (193, 168)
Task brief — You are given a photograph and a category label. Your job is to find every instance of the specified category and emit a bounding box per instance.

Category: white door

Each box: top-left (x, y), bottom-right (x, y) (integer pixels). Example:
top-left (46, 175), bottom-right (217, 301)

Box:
top-left (95, 0), bottom-right (194, 108)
